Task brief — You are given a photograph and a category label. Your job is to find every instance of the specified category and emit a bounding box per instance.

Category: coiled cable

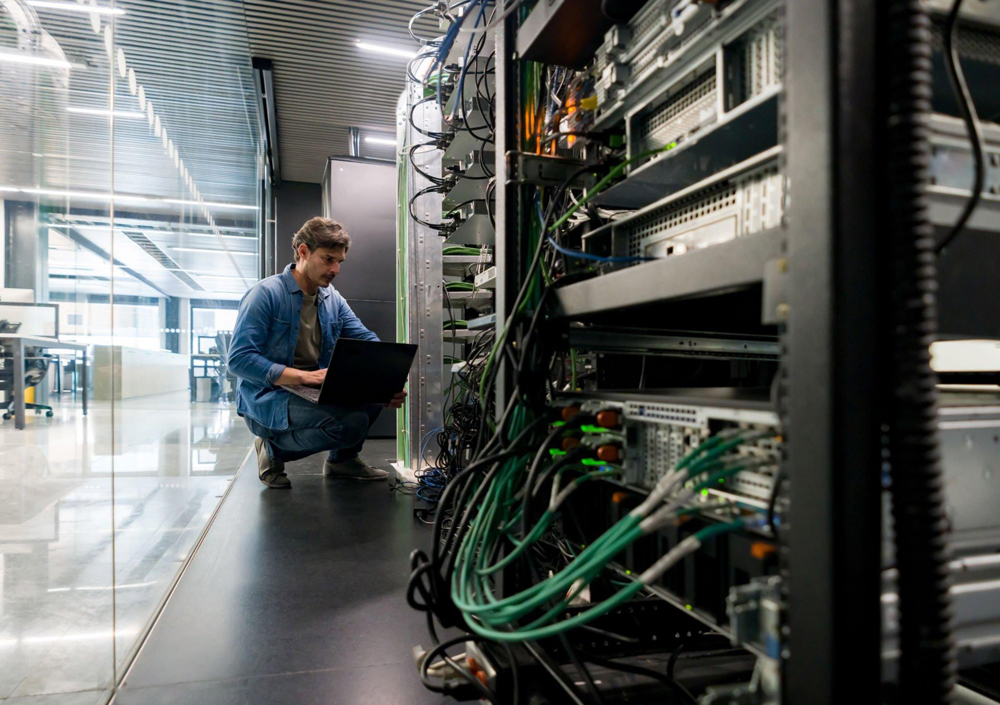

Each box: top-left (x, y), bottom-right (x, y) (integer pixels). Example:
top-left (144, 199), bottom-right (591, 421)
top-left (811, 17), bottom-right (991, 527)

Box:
top-left (883, 1), bottom-right (956, 701)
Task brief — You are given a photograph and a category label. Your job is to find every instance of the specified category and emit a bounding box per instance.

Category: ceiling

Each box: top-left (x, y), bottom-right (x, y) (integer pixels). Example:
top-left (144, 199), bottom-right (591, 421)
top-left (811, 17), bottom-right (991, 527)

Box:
top-left (243, 0), bottom-right (430, 182)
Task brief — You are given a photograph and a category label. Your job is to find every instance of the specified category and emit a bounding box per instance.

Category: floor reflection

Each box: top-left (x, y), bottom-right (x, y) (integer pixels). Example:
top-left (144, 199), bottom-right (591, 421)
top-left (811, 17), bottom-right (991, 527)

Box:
top-left (0, 392), bottom-right (253, 702)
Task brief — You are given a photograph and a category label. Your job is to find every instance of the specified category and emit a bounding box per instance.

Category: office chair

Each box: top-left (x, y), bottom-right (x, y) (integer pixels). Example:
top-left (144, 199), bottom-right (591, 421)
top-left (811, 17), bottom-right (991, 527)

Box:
top-left (1, 351), bottom-right (54, 420)
top-left (214, 331), bottom-right (237, 404)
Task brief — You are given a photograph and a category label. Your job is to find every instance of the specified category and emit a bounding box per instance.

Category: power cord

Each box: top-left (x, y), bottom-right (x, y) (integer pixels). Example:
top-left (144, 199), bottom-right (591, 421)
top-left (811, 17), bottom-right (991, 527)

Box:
top-left (935, 0), bottom-right (986, 254)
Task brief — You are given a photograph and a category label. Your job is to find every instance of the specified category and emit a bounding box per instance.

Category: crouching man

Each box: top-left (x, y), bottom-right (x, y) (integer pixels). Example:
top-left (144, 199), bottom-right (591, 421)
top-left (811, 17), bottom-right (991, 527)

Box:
top-left (228, 217), bottom-right (406, 489)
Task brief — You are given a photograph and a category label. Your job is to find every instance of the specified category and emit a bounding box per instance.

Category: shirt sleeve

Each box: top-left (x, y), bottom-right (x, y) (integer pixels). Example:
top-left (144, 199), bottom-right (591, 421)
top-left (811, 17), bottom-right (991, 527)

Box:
top-left (228, 284), bottom-right (286, 386)
top-left (339, 296), bottom-right (380, 342)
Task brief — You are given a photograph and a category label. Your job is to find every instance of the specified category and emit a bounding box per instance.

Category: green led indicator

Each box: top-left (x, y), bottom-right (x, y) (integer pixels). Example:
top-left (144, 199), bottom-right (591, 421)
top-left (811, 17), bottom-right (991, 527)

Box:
top-left (700, 489), bottom-right (709, 496)
top-left (549, 449), bottom-right (568, 457)
top-left (718, 479), bottom-right (725, 484)
top-left (580, 425), bottom-right (610, 434)
top-left (581, 458), bottom-right (604, 466)
top-left (685, 604), bottom-right (693, 611)
top-left (625, 570), bottom-right (631, 575)
top-left (552, 421), bottom-right (566, 427)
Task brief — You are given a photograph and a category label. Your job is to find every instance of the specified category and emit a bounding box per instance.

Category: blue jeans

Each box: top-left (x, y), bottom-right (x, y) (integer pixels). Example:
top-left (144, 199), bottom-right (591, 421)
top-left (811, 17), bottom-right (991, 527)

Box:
top-left (245, 395), bottom-right (382, 464)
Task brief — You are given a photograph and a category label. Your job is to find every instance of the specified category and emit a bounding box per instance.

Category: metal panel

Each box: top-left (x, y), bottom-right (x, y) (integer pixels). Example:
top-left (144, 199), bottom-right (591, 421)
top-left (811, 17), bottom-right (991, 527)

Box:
top-left (401, 81), bottom-right (445, 470)
top-left (323, 158), bottom-right (397, 302)
top-left (553, 227), bottom-right (782, 318)
top-left (784, 0), bottom-right (882, 702)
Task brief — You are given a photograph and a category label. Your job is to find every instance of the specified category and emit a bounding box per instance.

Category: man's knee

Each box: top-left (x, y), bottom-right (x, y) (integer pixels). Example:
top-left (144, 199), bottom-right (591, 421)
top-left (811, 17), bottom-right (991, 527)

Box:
top-left (337, 410), bottom-right (372, 446)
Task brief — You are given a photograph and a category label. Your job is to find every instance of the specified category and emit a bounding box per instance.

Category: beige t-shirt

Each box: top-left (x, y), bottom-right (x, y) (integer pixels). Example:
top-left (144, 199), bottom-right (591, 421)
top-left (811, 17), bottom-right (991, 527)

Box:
top-left (293, 293), bottom-right (321, 369)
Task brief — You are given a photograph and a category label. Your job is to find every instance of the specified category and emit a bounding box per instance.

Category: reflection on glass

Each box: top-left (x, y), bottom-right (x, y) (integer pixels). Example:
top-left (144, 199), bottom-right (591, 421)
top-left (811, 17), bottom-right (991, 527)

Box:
top-left (1, 0), bottom-right (262, 701)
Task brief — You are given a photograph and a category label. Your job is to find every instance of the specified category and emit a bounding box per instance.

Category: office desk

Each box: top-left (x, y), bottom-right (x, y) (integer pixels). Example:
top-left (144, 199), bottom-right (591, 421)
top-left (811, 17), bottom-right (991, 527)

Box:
top-left (0, 335), bottom-right (88, 430)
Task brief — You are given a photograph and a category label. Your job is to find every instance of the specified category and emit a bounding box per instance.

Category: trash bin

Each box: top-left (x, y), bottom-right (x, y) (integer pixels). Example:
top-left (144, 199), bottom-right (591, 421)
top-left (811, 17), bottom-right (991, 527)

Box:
top-left (195, 377), bottom-right (213, 402)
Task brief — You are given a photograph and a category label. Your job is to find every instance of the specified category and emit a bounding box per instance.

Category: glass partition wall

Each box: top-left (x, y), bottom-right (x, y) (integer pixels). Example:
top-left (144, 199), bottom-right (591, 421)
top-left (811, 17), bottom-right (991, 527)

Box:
top-left (0, 1), bottom-right (262, 702)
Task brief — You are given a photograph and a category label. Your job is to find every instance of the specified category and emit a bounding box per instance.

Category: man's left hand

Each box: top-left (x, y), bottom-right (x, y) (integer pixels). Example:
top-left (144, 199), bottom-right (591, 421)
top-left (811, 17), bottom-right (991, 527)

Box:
top-left (386, 390), bottom-right (407, 409)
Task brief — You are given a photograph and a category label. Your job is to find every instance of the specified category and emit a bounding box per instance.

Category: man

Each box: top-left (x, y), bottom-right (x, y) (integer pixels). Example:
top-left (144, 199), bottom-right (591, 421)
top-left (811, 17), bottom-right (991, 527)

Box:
top-left (228, 217), bottom-right (406, 489)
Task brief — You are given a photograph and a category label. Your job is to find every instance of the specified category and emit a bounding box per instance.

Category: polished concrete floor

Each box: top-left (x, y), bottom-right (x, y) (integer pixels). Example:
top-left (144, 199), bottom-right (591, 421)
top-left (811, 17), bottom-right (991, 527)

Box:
top-left (0, 392), bottom-right (253, 704)
top-left (112, 440), bottom-right (455, 705)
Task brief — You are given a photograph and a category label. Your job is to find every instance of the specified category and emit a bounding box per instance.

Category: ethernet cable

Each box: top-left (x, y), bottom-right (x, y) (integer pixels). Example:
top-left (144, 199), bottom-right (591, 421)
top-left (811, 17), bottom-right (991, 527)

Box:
top-left (450, 431), bottom-right (768, 639)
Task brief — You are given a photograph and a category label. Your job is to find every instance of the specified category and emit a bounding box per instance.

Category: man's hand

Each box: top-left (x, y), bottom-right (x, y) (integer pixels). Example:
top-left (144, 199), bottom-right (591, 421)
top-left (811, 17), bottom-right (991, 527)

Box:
top-left (386, 390), bottom-right (407, 409)
top-left (298, 368), bottom-right (327, 387)
top-left (276, 367), bottom-right (326, 388)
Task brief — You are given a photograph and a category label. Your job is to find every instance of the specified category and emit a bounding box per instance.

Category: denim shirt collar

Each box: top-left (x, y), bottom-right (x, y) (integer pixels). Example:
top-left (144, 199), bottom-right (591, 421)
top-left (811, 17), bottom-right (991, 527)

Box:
top-left (281, 263), bottom-right (332, 301)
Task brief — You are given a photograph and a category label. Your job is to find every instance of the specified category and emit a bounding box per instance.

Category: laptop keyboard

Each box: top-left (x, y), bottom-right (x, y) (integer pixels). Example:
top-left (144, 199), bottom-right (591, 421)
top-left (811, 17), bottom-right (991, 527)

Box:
top-left (287, 385), bottom-right (321, 403)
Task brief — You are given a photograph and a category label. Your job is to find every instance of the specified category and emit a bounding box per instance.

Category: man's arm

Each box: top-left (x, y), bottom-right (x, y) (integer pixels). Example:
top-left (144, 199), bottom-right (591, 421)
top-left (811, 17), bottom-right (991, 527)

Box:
top-left (227, 285), bottom-right (290, 387)
top-left (339, 297), bottom-right (379, 342)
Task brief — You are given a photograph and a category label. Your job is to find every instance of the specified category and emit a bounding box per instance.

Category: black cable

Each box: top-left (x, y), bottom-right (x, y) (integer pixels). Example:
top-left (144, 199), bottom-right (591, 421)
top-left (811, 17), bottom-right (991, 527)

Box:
top-left (408, 184), bottom-right (451, 231)
top-left (766, 468), bottom-right (787, 536)
top-left (579, 651), bottom-right (697, 705)
top-left (934, 0), bottom-right (985, 254)
top-left (883, 1), bottom-right (957, 700)
top-left (558, 634), bottom-right (605, 705)
top-left (418, 634), bottom-right (499, 703)
top-left (409, 142), bottom-right (447, 186)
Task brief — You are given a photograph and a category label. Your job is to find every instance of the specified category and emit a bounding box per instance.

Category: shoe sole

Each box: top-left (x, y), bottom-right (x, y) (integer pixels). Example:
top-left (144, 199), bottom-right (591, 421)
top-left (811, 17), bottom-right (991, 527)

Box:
top-left (323, 474), bottom-right (387, 481)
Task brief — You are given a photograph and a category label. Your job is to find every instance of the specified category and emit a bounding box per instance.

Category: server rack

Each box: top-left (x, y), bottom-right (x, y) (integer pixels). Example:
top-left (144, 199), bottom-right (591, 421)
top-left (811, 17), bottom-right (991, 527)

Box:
top-left (404, 1), bottom-right (1000, 702)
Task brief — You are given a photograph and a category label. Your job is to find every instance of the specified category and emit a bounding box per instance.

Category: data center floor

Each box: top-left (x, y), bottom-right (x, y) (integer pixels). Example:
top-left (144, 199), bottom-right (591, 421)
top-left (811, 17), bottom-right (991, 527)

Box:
top-left (112, 439), bottom-right (455, 705)
top-left (0, 393), bottom-right (253, 704)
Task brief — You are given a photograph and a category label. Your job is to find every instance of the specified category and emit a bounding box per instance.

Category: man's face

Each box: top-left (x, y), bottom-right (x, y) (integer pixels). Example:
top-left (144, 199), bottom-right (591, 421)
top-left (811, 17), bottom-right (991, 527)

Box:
top-left (299, 245), bottom-right (346, 287)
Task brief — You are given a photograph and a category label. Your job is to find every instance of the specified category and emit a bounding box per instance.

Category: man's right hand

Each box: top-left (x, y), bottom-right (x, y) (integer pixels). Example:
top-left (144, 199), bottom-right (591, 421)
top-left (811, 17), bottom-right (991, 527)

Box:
top-left (298, 368), bottom-right (327, 387)
top-left (276, 367), bottom-right (327, 387)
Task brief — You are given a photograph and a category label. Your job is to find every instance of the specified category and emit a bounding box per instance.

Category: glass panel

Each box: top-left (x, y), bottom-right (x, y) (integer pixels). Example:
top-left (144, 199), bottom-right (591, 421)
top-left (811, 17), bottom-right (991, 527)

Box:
top-left (0, 0), bottom-right (116, 701)
top-left (109, 0), bottom-right (261, 680)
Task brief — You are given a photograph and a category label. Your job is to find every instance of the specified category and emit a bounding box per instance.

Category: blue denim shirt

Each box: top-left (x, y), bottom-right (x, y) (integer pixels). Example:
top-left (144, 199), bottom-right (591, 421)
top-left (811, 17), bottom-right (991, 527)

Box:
top-left (228, 264), bottom-right (378, 431)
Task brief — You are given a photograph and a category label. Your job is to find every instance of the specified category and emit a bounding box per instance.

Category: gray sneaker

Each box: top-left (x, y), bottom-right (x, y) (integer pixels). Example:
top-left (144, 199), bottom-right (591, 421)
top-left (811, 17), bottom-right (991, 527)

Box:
top-left (255, 437), bottom-right (290, 489)
top-left (323, 456), bottom-right (388, 481)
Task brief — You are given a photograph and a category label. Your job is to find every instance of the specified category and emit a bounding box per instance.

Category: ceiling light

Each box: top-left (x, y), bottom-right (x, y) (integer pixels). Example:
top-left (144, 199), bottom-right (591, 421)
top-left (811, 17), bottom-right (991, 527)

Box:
top-left (364, 136), bottom-right (396, 146)
top-left (17, 188), bottom-right (150, 204)
top-left (29, 0), bottom-right (124, 14)
top-left (1, 186), bottom-right (255, 210)
top-left (356, 41), bottom-right (417, 59)
top-left (183, 232), bottom-right (255, 240)
top-left (0, 49), bottom-right (73, 69)
top-left (162, 199), bottom-right (259, 211)
top-left (170, 247), bottom-right (255, 255)
top-left (68, 107), bottom-right (145, 119)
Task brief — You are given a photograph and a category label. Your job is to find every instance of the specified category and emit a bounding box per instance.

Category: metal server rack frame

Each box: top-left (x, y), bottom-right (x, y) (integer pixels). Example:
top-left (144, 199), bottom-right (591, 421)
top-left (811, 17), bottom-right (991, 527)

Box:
top-left (398, 81), bottom-right (446, 471)
top-left (489, 1), bottom-right (884, 703)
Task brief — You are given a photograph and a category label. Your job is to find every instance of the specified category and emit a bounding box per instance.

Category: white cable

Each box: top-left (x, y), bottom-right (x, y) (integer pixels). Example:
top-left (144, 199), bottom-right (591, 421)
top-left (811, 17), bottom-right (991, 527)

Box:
top-left (639, 535), bottom-right (701, 584)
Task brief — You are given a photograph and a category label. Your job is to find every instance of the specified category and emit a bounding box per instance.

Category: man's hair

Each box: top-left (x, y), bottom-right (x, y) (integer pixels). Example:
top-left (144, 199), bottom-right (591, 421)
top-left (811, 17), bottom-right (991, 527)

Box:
top-left (292, 217), bottom-right (351, 260)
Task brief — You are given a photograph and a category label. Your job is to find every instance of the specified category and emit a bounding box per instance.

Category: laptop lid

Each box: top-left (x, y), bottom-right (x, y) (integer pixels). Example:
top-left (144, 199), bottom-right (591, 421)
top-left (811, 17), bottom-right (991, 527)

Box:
top-left (318, 339), bottom-right (417, 406)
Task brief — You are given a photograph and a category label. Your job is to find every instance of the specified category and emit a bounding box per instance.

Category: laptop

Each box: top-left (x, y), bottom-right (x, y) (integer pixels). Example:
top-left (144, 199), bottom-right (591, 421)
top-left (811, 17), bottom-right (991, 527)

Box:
top-left (282, 338), bottom-right (418, 406)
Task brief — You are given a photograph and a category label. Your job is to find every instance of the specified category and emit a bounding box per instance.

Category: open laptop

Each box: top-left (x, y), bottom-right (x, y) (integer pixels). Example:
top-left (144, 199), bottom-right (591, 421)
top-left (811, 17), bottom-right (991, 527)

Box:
top-left (282, 338), bottom-right (418, 406)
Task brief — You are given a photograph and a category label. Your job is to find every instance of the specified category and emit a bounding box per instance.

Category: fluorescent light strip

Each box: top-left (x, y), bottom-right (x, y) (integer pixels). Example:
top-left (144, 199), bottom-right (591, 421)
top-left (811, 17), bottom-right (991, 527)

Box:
top-left (171, 247), bottom-right (255, 255)
top-left (188, 273), bottom-right (245, 279)
top-left (0, 49), bottom-right (72, 69)
top-left (364, 136), bottom-right (396, 146)
top-left (0, 187), bottom-right (256, 210)
top-left (162, 199), bottom-right (259, 211)
top-left (68, 107), bottom-right (145, 119)
top-left (184, 232), bottom-right (255, 240)
top-left (29, 0), bottom-right (124, 14)
top-left (17, 187), bottom-right (149, 204)
top-left (356, 41), bottom-right (417, 59)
